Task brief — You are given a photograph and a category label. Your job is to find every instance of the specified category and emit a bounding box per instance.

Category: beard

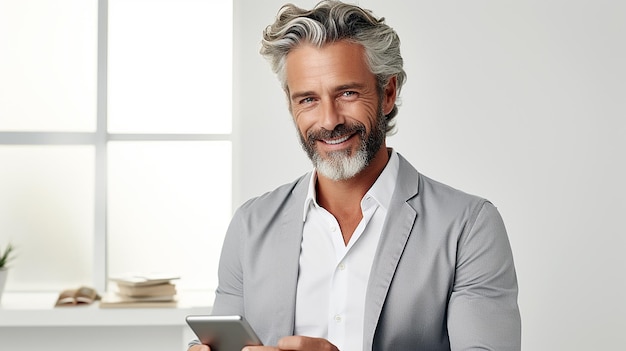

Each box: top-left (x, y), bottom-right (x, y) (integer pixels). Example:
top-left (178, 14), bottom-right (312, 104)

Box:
top-left (297, 105), bottom-right (386, 181)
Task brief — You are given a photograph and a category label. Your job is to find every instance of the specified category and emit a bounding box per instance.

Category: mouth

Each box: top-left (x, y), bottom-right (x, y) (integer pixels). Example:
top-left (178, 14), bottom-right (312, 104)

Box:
top-left (321, 134), bottom-right (352, 145)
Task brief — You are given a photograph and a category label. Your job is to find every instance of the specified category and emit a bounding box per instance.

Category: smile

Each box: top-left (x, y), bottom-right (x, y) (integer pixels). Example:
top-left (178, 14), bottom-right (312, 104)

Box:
top-left (322, 134), bottom-right (352, 145)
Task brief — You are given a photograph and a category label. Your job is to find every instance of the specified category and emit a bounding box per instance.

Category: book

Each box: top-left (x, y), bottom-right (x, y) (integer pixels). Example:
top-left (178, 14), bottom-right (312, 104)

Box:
top-left (116, 282), bottom-right (177, 297)
top-left (100, 272), bottom-right (180, 308)
top-left (109, 273), bottom-right (180, 287)
top-left (99, 292), bottom-right (178, 308)
top-left (55, 286), bottom-right (100, 307)
top-left (104, 292), bottom-right (175, 303)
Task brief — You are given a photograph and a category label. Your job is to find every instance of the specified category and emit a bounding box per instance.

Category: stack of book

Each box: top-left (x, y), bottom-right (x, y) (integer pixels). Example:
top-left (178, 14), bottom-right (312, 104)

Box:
top-left (100, 273), bottom-right (180, 308)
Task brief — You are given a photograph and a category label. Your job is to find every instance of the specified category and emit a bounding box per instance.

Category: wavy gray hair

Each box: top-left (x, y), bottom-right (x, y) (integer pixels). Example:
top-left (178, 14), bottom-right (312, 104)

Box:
top-left (260, 0), bottom-right (406, 135)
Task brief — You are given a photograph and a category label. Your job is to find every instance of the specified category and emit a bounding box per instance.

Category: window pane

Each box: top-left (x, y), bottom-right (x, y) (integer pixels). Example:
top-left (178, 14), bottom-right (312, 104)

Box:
top-left (108, 0), bottom-right (232, 134)
top-left (0, 0), bottom-right (97, 132)
top-left (0, 146), bottom-right (95, 290)
top-left (107, 141), bottom-right (231, 290)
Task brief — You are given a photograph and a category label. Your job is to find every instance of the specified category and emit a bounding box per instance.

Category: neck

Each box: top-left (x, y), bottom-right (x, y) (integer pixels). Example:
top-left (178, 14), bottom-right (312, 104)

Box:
top-left (316, 146), bottom-right (390, 214)
top-left (315, 146), bottom-right (390, 244)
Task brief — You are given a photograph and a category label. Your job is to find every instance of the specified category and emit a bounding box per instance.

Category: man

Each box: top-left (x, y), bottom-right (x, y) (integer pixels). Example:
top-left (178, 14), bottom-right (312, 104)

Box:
top-left (190, 1), bottom-right (521, 350)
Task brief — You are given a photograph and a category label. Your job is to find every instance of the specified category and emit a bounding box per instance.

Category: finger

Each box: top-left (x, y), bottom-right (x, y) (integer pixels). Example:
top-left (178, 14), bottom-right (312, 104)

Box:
top-left (189, 345), bottom-right (210, 351)
top-left (242, 347), bottom-right (279, 351)
top-left (277, 336), bottom-right (339, 351)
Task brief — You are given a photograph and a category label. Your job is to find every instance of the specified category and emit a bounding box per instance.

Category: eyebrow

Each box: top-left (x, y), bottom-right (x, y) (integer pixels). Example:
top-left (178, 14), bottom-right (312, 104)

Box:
top-left (335, 82), bottom-right (367, 92)
top-left (290, 90), bottom-right (316, 102)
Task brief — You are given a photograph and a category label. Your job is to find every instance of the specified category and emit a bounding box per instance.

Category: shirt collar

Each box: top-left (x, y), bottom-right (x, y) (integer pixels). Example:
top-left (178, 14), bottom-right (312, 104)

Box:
top-left (303, 149), bottom-right (400, 221)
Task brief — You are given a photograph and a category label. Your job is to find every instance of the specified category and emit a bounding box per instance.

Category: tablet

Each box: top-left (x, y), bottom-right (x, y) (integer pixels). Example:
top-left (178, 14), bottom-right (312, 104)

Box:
top-left (186, 315), bottom-right (263, 351)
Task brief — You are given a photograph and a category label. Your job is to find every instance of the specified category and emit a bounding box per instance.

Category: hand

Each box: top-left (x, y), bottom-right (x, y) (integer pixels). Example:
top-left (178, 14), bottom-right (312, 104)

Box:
top-left (188, 345), bottom-right (210, 351)
top-left (244, 336), bottom-right (339, 351)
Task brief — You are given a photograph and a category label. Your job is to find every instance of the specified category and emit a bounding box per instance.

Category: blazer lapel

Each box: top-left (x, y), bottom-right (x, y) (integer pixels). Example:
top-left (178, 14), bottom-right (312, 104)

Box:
top-left (268, 174), bottom-right (310, 340)
top-left (363, 154), bottom-right (419, 349)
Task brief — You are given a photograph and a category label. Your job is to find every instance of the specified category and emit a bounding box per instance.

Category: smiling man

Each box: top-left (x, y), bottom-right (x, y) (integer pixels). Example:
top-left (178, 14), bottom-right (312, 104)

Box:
top-left (189, 1), bottom-right (521, 351)
top-left (287, 40), bottom-right (397, 246)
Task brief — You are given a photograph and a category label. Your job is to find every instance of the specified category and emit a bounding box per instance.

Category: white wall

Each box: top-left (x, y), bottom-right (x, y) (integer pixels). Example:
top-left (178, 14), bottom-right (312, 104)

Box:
top-left (233, 0), bottom-right (626, 350)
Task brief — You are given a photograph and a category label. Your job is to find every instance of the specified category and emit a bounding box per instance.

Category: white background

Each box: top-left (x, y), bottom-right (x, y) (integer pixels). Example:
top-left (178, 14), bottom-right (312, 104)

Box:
top-left (232, 0), bottom-right (626, 350)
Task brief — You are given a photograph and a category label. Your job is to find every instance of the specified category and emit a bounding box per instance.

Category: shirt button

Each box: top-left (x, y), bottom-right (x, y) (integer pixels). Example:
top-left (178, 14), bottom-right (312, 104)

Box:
top-left (330, 225), bottom-right (337, 232)
top-left (338, 263), bottom-right (346, 271)
top-left (334, 315), bottom-right (342, 322)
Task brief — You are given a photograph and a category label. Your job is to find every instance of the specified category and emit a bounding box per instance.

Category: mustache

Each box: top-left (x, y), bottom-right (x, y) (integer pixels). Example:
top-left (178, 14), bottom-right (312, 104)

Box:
top-left (306, 123), bottom-right (366, 142)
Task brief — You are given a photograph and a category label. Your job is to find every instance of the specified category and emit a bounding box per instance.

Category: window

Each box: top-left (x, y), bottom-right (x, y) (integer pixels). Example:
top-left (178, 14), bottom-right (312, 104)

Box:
top-left (0, 0), bottom-right (232, 292)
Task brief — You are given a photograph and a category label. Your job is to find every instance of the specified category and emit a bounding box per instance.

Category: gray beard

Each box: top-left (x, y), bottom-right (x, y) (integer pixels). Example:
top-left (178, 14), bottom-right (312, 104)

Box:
top-left (298, 106), bottom-right (386, 181)
top-left (312, 146), bottom-right (369, 181)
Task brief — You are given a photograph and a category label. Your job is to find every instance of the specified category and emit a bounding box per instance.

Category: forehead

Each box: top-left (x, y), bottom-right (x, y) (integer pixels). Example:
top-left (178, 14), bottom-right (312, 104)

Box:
top-left (285, 41), bottom-right (375, 92)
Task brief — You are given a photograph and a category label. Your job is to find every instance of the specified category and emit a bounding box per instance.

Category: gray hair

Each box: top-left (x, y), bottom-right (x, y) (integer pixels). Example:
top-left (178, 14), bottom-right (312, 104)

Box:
top-left (260, 0), bottom-right (406, 134)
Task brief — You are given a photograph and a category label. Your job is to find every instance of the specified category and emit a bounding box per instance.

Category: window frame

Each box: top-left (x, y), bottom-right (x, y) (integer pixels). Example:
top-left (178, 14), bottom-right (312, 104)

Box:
top-left (0, 0), bottom-right (233, 292)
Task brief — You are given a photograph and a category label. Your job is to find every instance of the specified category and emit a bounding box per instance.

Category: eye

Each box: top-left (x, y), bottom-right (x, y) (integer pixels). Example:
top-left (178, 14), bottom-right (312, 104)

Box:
top-left (299, 97), bottom-right (315, 104)
top-left (341, 91), bottom-right (358, 99)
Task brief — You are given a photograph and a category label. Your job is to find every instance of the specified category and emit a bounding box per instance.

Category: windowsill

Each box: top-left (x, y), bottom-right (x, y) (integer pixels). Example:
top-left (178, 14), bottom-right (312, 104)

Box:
top-left (0, 291), bottom-right (213, 327)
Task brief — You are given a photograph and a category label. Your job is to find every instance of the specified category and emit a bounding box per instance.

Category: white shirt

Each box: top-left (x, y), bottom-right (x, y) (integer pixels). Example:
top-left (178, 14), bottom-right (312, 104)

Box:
top-left (295, 150), bottom-right (399, 351)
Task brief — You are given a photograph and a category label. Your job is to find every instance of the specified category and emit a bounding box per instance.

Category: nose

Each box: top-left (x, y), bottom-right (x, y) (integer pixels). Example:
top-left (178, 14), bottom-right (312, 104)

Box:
top-left (319, 98), bottom-right (345, 131)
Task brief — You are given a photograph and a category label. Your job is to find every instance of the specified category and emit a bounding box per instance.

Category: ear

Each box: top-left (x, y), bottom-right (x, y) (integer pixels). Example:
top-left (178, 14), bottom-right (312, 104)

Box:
top-left (382, 76), bottom-right (397, 116)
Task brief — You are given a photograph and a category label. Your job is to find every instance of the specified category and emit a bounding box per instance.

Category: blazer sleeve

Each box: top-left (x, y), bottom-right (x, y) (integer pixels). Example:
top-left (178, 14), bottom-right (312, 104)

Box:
top-left (187, 207), bottom-right (247, 349)
top-left (447, 201), bottom-right (521, 351)
top-left (211, 206), bottom-right (246, 316)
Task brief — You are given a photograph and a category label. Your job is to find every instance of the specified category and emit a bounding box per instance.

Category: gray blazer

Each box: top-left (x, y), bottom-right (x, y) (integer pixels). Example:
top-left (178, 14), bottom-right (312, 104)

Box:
top-left (211, 153), bottom-right (521, 350)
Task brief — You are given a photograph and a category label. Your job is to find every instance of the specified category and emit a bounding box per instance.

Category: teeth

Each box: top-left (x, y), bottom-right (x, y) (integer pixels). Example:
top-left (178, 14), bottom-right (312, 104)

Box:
top-left (324, 135), bottom-right (350, 145)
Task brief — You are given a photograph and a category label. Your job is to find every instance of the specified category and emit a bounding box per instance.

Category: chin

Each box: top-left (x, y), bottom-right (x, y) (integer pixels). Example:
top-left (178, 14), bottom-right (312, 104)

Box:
top-left (314, 150), bottom-right (368, 181)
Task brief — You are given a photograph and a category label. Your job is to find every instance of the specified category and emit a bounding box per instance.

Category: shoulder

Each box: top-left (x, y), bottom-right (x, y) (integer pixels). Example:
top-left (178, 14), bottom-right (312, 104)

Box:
top-left (409, 173), bottom-right (509, 254)
top-left (234, 172), bottom-right (311, 218)
top-left (418, 173), bottom-right (486, 206)
top-left (394, 154), bottom-right (493, 224)
top-left (395, 153), bottom-right (488, 209)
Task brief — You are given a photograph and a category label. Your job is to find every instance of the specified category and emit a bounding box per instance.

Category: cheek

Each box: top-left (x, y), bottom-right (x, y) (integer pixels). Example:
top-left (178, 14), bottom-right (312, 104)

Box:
top-left (292, 117), bottom-right (310, 140)
top-left (355, 103), bottom-right (380, 130)
top-left (292, 110), bottom-right (315, 135)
